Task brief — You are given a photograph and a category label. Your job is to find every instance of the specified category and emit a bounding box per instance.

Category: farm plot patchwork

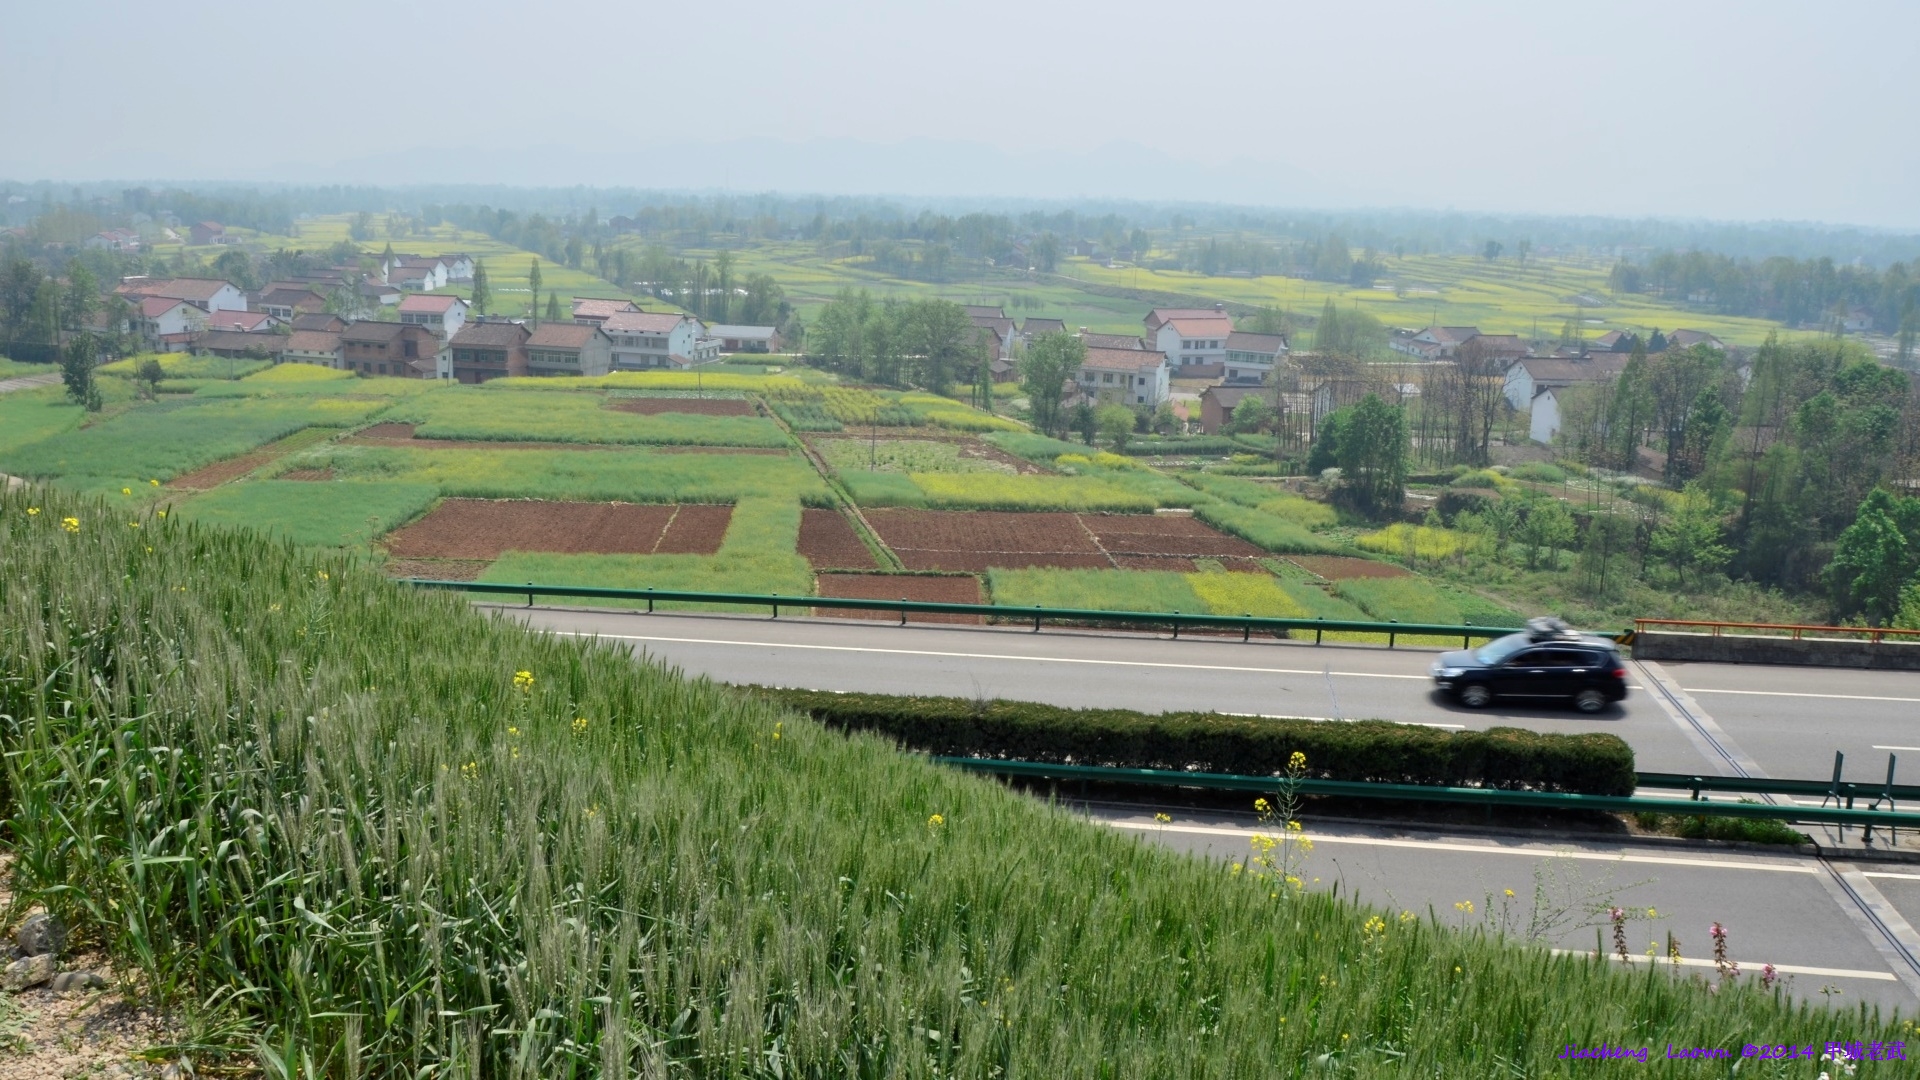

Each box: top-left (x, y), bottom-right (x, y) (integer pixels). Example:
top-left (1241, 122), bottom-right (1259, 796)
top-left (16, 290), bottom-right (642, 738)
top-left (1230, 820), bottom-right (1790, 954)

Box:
top-left (814, 437), bottom-right (1021, 476)
top-left (796, 508), bottom-right (880, 569)
top-left (863, 509), bottom-right (1272, 572)
top-left (607, 397), bottom-right (758, 416)
top-left (815, 573), bottom-right (983, 624)
top-left (386, 388), bottom-right (789, 447)
top-left (383, 500), bottom-right (733, 560)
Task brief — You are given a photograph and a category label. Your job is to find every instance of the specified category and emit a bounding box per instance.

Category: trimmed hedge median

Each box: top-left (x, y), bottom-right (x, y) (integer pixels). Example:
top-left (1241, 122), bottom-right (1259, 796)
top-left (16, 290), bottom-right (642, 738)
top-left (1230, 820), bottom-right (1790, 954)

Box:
top-left (748, 688), bottom-right (1637, 796)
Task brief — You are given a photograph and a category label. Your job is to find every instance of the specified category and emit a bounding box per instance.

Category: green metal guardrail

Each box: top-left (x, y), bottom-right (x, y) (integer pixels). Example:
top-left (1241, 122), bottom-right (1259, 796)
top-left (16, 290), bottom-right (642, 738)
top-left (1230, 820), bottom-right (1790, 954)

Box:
top-left (1637, 772), bottom-right (1919, 804)
top-left (930, 757), bottom-right (1920, 830)
top-left (404, 578), bottom-right (1535, 646)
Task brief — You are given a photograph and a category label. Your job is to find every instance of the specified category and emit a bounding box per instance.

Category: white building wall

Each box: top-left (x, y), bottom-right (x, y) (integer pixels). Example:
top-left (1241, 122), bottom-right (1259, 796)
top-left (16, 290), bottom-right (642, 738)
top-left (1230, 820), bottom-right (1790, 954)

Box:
top-left (1503, 364), bottom-right (1534, 411)
top-left (1529, 390), bottom-right (1560, 444)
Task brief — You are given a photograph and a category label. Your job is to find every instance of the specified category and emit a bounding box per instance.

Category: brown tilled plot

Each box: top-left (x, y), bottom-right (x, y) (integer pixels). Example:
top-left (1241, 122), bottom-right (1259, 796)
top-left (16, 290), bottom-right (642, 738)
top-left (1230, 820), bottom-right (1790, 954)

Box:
top-left (347, 422), bottom-right (630, 452)
top-left (815, 573), bottom-right (983, 624)
top-left (383, 500), bottom-right (732, 559)
top-left (169, 449), bottom-right (280, 490)
top-left (607, 398), bottom-right (757, 416)
top-left (1286, 555), bottom-right (1409, 579)
top-left (655, 504), bottom-right (735, 553)
top-left (798, 509), bottom-right (880, 569)
top-left (862, 509), bottom-right (1272, 571)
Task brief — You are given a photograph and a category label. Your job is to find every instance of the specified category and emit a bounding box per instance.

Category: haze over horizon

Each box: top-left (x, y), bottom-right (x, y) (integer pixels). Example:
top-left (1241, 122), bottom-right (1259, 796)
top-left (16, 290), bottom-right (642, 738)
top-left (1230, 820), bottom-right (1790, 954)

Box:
top-left (3, 0), bottom-right (1915, 230)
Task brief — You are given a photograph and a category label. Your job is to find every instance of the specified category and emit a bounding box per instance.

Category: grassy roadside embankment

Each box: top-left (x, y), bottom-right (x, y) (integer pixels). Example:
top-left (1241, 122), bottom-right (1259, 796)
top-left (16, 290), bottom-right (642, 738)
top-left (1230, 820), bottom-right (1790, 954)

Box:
top-left (0, 485), bottom-right (1898, 1076)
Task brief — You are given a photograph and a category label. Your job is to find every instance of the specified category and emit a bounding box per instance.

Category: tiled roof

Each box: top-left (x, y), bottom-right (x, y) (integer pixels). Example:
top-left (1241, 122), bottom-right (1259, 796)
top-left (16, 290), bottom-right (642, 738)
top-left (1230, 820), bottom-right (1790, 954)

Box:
top-left (572, 297), bottom-right (642, 319)
top-left (285, 330), bottom-right (342, 353)
top-left (1515, 354), bottom-right (1629, 387)
top-left (1225, 331), bottom-right (1287, 353)
top-left (1021, 318), bottom-right (1067, 335)
top-left (450, 322), bottom-right (531, 348)
top-left (601, 311), bottom-right (690, 334)
top-left (398, 293), bottom-right (464, 313)
top-left (138, 296), bottom-right (187, 317)
top-left (963, 305), bottom-right (1006, 320)
top-left (291, 313), bottom-right (347, 332)
top-left (1080, 333), bottom-right (1147, 350)
top-left (1082, 347), bottom-right (1168, 372)
top-left (206, 310), bottom-right (274, 332)
top-left (190, 330), bottom-right (283, 353)
top-left (119, 277), bottom-right (237, 302)
top-left (527, 323), bottom-right (605, 349)
top-left (1166, 317), bottom-right (1232, 337)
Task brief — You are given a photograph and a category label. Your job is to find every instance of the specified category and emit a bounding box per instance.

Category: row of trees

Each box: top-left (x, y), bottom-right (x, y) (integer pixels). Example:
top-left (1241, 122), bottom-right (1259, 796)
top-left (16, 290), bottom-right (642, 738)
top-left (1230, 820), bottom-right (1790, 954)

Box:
top-left (806, 291), bottom-right (989, 394)
top-left (1611, 251), bottom-right (1920, 340)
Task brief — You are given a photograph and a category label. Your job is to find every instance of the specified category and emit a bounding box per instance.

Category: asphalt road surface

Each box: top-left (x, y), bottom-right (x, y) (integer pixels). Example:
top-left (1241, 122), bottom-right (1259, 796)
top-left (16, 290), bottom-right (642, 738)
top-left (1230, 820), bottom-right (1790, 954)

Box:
top-left (500, 603), bottom-right (1920, 1010)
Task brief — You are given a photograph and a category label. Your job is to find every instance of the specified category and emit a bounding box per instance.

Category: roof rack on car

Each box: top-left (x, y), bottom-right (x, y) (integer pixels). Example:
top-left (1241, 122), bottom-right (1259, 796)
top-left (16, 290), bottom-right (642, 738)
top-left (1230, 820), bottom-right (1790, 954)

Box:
top-left (1524, 616), bottom-right (1582, 642)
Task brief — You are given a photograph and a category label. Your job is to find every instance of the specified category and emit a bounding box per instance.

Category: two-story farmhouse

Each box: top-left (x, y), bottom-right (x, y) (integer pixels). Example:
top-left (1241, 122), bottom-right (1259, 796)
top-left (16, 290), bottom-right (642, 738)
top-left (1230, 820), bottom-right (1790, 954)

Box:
top-left (341, 321), bottom-right (444, 378)
top-left (116, 276), bottom-right (248, 314)
top-left (571, 297), bottom-right (643, 325)
top-left (601, 311), bottom-right (711, 369)
top-left (1222, 331), bottom-right (1288, 384)
top-left (1145, 305), bottom-right (1233, 376)
top-left (1077, 347), bottom-right (1169, 407)
top-left (448, 320), bottom-right (531, 383)
top-left (398, 294), bottom-right (469, 339)
top-left (526, 322), bottom-right (614, 377)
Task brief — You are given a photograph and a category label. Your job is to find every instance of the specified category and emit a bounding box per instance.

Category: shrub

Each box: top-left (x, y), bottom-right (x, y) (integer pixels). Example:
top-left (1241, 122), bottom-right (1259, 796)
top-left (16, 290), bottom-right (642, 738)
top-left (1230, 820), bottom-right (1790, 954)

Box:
top-left (1509, 462), bottom-right (1568, 484)
top-left (753, 688), bottom-right (1636, 795)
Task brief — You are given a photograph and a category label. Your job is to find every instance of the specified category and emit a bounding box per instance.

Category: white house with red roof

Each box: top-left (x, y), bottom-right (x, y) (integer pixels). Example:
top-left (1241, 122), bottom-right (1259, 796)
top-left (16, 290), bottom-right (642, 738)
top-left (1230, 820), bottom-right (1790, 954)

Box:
top-left (601, 310), bottom-right (716, 369)
top-left (398, 293), bottom-right (469, 339)
top-left (128, 296), bottom-right (206, 348)
top-left (115, 276), bottom-right (248, 314)
top-left (205, 309), bottom-right (281, 334)
top-left (1077, 347), bottom-right (1169, 407)
top-left (1144, 306), bottom-right (1233, 375)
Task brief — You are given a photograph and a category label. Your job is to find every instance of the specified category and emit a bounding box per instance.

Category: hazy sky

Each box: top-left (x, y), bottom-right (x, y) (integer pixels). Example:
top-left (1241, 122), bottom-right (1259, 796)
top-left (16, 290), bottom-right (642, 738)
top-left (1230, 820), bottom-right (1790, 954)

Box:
top-left (4, 0), bottom-right (1916, 227)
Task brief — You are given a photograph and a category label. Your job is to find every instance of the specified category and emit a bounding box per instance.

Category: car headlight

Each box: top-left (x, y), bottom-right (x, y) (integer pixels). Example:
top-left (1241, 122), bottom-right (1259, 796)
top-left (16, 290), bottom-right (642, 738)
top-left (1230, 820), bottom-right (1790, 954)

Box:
top-left (1432, 666), bottom-right (1465, 678)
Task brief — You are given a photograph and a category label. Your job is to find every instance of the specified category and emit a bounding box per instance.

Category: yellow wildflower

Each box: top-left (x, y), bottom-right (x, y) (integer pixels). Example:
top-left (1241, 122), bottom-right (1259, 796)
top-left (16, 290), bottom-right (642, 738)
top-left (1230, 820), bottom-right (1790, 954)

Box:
top-left (1288, 751), bottom-right (1307, 770)
top-left (148, 479), bottom-right (159, 486)
top-left (25, 507), bottom-right (38, 516)
top-left (1504, 888), bottom-right (1515, 898)
top-left (1153, 812), bottom-right (1171, 823)
top-left (128, 521), bottom-right (139, 528)
top-left (60, 517), bottom-right (79, 534)
top-left (927, 813), bottom-right (946, 829)
top-left (1253, 797), bottom-right (1270, 813)
top-left (772, 720), bottom-right (783, 741)
top-left (155, 509), bottom-right (165, 518)
top-left (121, 487), bottom-right (131, 496)
top-left (460, 761), bottom-right (478, 779)
top-left (1454, 900), bottom-right (1474, 914)
top-left (506, 726), bottom-right (520, 737)
top-left (572, 716), bottom-right (588, 735)
top-left (512, 670), bottom-right (534, 692)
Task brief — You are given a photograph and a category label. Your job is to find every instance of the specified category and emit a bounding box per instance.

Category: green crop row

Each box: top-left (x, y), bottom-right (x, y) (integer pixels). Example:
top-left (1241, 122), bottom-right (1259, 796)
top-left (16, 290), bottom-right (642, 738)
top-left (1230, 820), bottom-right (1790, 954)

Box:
top-left (384, 388), bottom-right (791, 447)
top-left (175, 480), bottom-right (440, 548)
top-left (0, 393), bottom-right (388, 495)
top-left (1192, 499), bottom-right (1341, 554)
top-left (269, 444), bottom-right (831, 505)
top-left (0, 484), bottom-right (1869, 1077)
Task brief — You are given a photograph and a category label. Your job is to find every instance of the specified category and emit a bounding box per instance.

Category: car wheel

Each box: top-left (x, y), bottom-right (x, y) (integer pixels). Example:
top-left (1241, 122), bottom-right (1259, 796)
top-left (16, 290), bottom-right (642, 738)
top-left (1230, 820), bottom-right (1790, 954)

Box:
top-left (1458, 684), bottom-right (1493, 708)
top-left (1574, 689), bottom-right (1607, 713)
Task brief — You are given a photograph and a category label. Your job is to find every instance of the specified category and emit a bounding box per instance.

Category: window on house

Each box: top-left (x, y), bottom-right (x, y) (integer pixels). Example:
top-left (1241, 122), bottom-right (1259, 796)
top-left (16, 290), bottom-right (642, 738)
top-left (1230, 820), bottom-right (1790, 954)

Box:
top-left (1102, 373), bottom-right (1113, 383)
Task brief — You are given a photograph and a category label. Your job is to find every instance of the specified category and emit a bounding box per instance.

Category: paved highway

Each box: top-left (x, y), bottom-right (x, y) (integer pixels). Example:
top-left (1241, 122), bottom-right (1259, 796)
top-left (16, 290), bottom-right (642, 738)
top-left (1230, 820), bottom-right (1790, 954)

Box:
top-left (499, 603), bottom-right (1920, 1010)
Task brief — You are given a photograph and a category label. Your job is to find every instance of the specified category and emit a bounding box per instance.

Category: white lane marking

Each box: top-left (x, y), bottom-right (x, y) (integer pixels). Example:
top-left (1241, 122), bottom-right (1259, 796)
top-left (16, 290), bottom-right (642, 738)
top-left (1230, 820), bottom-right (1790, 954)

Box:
top-left (1689, 688), bottom-right (1920, 704)
top-left (1546, 950), bottom-right (1894, 982)
top-left (1107, 820), bottom-right (1819, 873)
top-left (546, 630), bottom-right (1434, 680)
top-left (1874, 746), bottom-right (1920, 752)
top-left (1866, 872), bottom-right (1920, 882)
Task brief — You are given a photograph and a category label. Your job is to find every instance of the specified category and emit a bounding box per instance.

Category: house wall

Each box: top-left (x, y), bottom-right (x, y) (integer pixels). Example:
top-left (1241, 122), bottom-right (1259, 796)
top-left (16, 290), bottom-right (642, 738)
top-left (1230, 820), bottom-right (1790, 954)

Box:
top-left (1151, 324), bottom-right (1227, 373)
top-left (1529, 390), bottom-right (1560, 444)
top-left (1503, 365), bottom-right (1535, 411)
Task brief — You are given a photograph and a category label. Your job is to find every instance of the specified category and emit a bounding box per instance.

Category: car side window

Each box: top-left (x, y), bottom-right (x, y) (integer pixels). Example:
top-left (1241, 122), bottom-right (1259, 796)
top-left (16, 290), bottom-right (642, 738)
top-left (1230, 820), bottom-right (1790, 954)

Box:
top-left (1504, 650), bottom-right (1543, 667)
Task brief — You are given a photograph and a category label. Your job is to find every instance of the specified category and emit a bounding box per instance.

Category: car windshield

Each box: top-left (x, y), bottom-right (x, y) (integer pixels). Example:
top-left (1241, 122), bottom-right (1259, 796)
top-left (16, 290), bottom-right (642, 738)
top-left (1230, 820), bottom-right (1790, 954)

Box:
top-left (1474, 634), bottom-right (1533, 665)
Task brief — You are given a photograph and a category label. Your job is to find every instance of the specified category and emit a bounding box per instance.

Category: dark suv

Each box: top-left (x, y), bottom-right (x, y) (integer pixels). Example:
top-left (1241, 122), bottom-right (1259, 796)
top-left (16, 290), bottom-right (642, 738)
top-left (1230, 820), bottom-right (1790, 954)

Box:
top-left (1429, 618), bottom-right (1627, 713)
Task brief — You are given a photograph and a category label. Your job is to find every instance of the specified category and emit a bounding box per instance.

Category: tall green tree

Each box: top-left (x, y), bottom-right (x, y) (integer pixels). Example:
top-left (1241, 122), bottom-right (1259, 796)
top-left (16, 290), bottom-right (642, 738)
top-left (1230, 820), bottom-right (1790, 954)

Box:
top-left (61, 262), bottom-right (98, 332)
top-left (527, 259), bottom-right (543, 323)
top-left (1333, 394), bottom-right (1408, 515)
top-left (469, 260), bottom-right (491, 315)
top-left (545, 292), bottom-right (562, 322)
top-left (60, 332), bottom-right (101, 411)
top-left (1649, 484), bottom-right (1733, 588)
top-left (1020, 332), bottom-right (1084, 438)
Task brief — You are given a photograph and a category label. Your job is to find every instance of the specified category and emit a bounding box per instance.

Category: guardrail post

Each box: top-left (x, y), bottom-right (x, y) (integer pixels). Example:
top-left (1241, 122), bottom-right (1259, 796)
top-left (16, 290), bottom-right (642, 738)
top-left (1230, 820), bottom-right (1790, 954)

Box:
top-left (1316, 617), bottom-right (1323, 645)
top-left (1822, 751), bottom-right (1845, 810)
top-left (527, 581), bottom-right (533, 608)
top-left (900, 598), bottom-right (908, 626)
top-left (1033, 606), bottom-right (1041, 632)
top-left (1389, 619), bottom-right (1397, 648)
top-left (1243, 615), bottom-right (1251, 642)
top-left (771, 593), bottom-right (779, 619)
top-left (646, 588), bottom-right (654, 613)
top-left (1172, 616), bottom-right (1179, 640)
